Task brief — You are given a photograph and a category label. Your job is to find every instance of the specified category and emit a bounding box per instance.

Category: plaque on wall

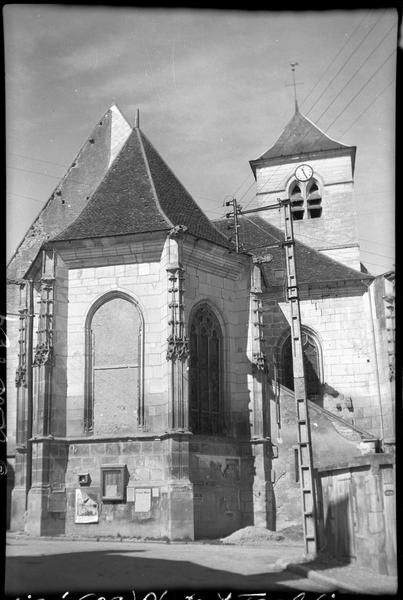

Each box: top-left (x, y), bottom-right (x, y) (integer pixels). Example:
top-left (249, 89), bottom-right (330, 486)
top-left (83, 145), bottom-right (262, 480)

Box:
top-left (75, 488), bottom-right (99, 523)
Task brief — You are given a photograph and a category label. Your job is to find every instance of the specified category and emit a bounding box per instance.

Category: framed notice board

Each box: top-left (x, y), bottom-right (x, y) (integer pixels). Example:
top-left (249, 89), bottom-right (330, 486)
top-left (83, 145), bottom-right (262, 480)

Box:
top-left (100, 464), bottom-right (126, 501)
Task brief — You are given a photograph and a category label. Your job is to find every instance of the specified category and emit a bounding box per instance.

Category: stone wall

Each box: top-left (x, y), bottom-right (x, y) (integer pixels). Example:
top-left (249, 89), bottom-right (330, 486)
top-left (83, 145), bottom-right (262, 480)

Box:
top-left (267, 384), bottom-right (367, 530)
top-left (367, 275), bottom-right (395, 443)
top-left (64, 259), bottom-right (167, 435)
top-left (189, 437), bottom-right (254, 538)
top-left (254, 154), bottom-right (360, 269)
top-left (63, 436), bottom-right (192, 540)
top-left (24, 435), bottom-right (194, 540)
top-left (183, 240), bottom-right (252, 438)
top-left (263, 288), bottom-right (383, 438)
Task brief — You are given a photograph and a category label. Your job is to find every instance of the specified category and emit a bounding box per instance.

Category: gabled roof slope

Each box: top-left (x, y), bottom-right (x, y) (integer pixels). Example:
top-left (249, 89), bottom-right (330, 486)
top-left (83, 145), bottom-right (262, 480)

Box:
top-left (53, 130), bottom-right (170, 240)
top-left (250, 109), bottom-right (355, 168)
top-left (214, 215), bottom-right (373, 286)
top-left (7, 105), bottom-right (132, 280)
top-left (54, 127), bottom-right (230, 248)
top-left (139, 131), bottom-right (229, 248)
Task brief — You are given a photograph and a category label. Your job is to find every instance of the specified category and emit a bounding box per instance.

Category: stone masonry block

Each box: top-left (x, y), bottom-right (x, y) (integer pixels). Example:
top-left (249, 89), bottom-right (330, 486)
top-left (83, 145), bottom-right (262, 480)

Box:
top-left (368, 511), bottom-right (384, 534)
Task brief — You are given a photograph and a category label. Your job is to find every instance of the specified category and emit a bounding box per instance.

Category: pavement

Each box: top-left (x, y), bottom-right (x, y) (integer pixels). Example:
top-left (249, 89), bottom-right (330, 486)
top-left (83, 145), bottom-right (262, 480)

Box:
top-left (4, 532), bottom-right (398, 598)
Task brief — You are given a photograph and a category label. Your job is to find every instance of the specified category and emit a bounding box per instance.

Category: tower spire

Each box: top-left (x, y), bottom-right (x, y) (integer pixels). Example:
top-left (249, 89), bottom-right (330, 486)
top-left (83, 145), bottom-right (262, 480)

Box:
top-left (290, 62), bottom-right (299, 113)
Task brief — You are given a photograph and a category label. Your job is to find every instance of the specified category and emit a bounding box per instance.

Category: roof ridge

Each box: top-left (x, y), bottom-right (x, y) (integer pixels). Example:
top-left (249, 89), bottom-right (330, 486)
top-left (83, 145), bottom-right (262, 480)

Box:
top-left (135, 128), bottom-right (174, 229)
top-left (109, 103), bottom-right (133, 129)
top-left (299, 110), bottom-right (349, 148)
top-left (139, 130), bottom-right (231, 248)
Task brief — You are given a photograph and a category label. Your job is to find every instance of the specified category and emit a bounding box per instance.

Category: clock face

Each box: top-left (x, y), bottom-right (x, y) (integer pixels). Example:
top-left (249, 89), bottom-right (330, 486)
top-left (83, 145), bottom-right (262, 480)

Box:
top-left (295, 164), bottom-right (313, 182)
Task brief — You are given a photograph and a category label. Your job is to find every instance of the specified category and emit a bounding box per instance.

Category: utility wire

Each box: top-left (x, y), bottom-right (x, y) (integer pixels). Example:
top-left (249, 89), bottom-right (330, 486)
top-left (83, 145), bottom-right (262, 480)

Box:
top-left (7, 165), bottom-right (72, 181)
top-left (231, 172), bottom-right (254, 198)
top-left (9, 152), bottom-right (67, 169)
top-left (306, 10), bottom-right (386, 115)
top-left (359, 237), bottom-right (395, 247)
top-left (360, 248), bottom-right (395, 259)
top-left (325, 48), bottom-right (395, 132)
top-left (301, 10), bottom-right (371, 108)
top-left (339, 77), bottom-right (395, 136)
top-left (315, 22), bottom-right (396, 125)
top-left (9, 192), bottom-right (46, 203)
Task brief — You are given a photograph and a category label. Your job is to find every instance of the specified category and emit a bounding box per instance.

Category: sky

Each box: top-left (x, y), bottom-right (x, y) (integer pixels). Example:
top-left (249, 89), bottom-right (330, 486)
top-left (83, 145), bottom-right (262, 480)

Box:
top-left (5, 5), bottom-right (397, 275)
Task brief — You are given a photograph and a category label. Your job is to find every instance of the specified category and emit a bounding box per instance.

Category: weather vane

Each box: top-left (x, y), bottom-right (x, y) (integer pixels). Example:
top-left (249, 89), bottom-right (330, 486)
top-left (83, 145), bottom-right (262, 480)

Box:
top-left (288, 62), bottom-right (301, 113)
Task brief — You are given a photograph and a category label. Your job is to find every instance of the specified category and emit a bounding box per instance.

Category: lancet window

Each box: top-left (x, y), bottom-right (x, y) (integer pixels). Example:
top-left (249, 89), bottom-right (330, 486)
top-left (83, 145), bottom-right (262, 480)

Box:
top-left (189, 304), bottom-right (223, 435)
top-left (280, 327), bottom-right (322, 401)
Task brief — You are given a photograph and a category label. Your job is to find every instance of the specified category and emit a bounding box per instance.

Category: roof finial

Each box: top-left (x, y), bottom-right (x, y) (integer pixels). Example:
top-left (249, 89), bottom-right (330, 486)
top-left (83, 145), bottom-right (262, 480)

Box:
top-left (135, 108), bottom-right (140, 128)
top-left (290, 62), bottom-right (299, 113)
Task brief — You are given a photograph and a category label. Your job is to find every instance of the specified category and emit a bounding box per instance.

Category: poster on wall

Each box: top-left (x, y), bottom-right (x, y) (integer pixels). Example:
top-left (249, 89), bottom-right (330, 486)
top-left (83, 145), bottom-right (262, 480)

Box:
top-left (75, 488), bottom-right (99, 523)
top-left (134, 488), bottom-right (151, 512)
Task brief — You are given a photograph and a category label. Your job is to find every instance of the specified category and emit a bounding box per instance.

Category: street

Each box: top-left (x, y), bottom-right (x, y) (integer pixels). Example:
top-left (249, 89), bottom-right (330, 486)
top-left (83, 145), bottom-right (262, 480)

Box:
top-left (5, 535), bottom-right (330, 597)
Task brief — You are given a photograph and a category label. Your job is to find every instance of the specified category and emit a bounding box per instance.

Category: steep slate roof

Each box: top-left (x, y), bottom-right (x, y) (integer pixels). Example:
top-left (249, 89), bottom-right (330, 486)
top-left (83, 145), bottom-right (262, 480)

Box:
top-left (213, 215), bottom-right (373, 287)
top-left (7, 105), bottom-right (132, 280)
top-left (250, 109), bottom-right (355, 172)
top-left (53, 126), bottom-right (230, 248)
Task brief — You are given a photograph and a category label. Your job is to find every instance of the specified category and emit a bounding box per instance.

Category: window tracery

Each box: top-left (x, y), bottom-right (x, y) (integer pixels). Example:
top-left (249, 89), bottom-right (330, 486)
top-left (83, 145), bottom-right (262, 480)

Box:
top-left (290, 178), bottom-right (322, 221)
top-left (189, 304), bottom-right (223, 435)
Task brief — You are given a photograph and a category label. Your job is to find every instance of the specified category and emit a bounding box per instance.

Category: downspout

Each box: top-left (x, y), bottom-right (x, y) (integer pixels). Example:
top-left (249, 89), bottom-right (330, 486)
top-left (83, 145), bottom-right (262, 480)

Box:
top-left (367, 282), bottom-right (385, 447)
top-left (25, 279), bottom-right (34, 510)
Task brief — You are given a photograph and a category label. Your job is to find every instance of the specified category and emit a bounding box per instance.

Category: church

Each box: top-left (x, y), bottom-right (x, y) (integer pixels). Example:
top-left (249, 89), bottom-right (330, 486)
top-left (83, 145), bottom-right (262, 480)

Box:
top-left (6, 103), bottom-right (395, 542)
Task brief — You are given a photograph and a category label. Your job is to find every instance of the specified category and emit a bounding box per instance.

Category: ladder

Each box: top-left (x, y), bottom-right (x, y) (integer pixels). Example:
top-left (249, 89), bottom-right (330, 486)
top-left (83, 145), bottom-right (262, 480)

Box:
top-left (282, 199), bottom-right (318, 556)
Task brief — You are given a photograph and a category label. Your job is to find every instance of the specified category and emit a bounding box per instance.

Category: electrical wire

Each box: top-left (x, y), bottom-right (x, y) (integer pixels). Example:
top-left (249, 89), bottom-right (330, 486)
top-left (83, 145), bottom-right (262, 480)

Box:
top-left (315, 22), bottom-right (396, 125)
top-left (339, 78), bottom-right (395, 136)
top-left (301, 11), bottom-right (371, 109)
top-left (306, 9), bottom-right (386, 115)
top-left (325, 48), bottom-right (396, 132)
top-left (9, 152), bottom-right (67, 169)
top-left (359, 237), bottom-right (395, 247)
top-left (9, 192), bottom-right (46, 203)
top-left (360, 248), bottom-right (395, 259)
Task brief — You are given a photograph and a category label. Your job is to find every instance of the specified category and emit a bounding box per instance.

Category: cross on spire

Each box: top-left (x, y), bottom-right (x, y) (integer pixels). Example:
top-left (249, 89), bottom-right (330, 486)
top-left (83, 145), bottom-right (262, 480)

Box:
top-left (287, 62), bottom-right (302, 113)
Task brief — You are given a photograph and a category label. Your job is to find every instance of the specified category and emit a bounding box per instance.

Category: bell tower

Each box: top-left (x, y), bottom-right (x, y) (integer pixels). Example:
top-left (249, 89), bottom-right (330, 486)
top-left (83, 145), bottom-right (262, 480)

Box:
top-left (249, 109), bottom-right (360, 270)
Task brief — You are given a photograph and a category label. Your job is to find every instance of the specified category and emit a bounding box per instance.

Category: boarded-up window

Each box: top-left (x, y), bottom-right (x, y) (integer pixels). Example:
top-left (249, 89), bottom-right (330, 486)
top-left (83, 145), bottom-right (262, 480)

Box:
top-left (85, 294), bottom-right (142, 434)
top-left (189, 304), bottom-right (223, 434)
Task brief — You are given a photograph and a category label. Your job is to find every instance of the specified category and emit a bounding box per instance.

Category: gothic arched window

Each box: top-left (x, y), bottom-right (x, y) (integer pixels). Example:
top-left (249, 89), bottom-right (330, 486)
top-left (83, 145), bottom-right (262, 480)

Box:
top-left (280, 328), bottom-right (322, 400)
top-left (85, 292), bottom-right (143, 434)
top-left (289, 178), bottom-right (322, 221)
top-left (189, 304), bottom-right (223, 435)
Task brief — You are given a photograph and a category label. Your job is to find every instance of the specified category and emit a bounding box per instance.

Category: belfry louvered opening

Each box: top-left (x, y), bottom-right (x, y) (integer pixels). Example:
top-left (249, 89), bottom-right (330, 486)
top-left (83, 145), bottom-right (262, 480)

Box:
top-left (307, 181), bottom-right (322, 219)
top-left (290, 183), bottom-right (304, 220)
top-left (289, 179), bottom-right (322, 221)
